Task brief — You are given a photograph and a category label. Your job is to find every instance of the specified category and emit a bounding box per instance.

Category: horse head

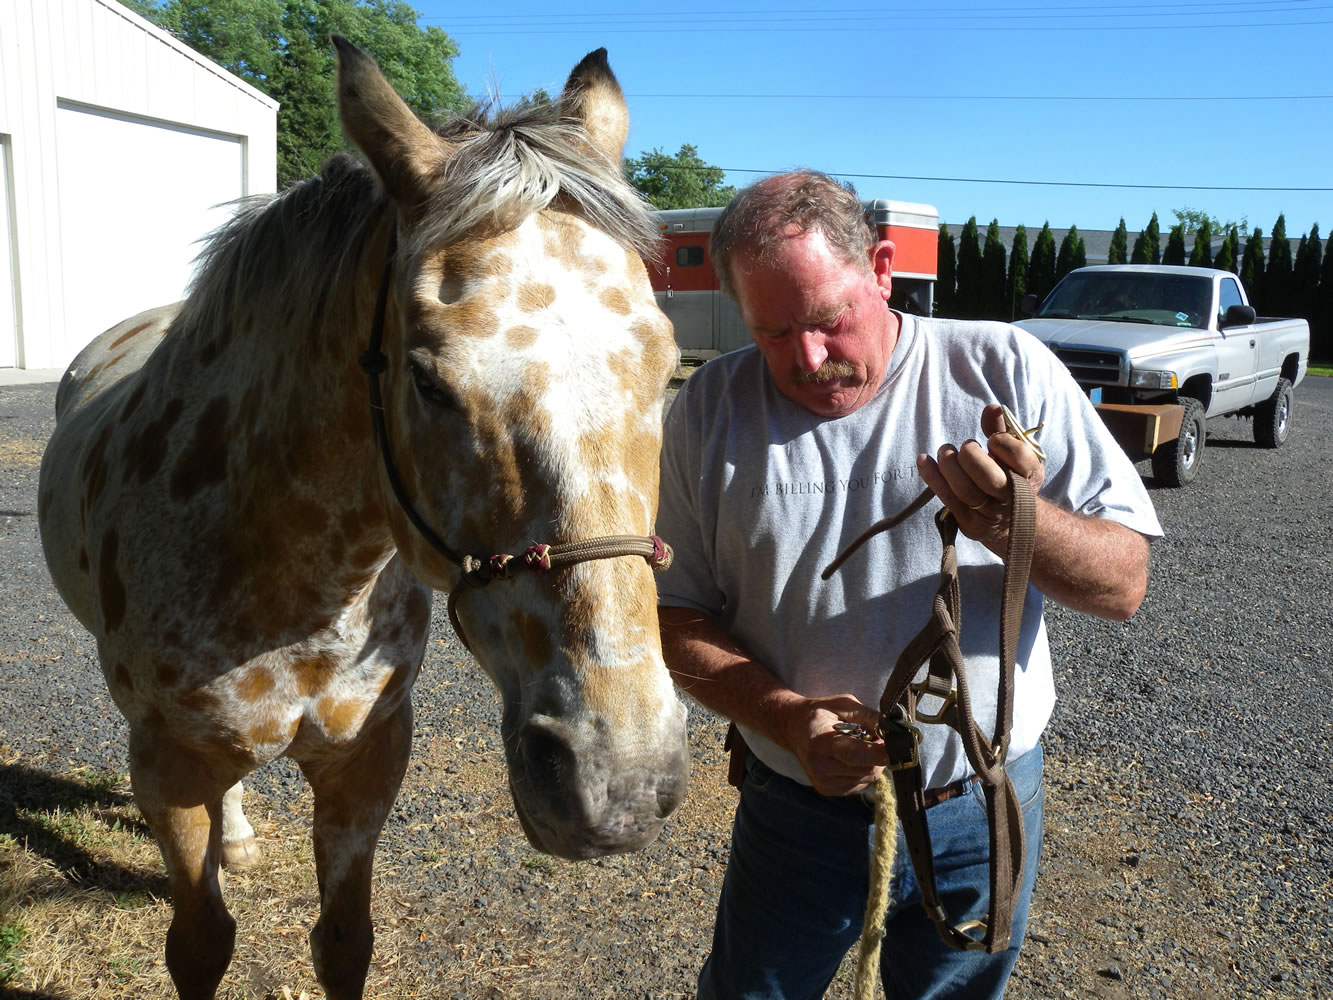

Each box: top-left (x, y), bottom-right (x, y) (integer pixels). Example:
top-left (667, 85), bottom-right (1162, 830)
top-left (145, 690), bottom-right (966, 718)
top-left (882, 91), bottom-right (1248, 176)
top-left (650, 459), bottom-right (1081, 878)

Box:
top-left (333, 38), bottom-right (687, 859)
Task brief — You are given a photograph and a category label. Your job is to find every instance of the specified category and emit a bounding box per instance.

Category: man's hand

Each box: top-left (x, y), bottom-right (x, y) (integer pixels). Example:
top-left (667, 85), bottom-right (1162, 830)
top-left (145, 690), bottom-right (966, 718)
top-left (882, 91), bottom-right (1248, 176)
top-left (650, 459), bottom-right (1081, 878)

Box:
top-left (781, 695), bottom-right (887, 797)
top-left (916, 403), bottom-right (1045, 555)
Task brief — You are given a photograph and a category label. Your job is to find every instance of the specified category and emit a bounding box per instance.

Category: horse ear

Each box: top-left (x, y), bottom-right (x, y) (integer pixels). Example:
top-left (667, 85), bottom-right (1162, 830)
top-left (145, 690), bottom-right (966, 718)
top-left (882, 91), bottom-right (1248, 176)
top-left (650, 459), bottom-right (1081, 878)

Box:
top-left (560, 48), bottom-right (629, 167)
top-left (332, 35), bottom-right (449, 207)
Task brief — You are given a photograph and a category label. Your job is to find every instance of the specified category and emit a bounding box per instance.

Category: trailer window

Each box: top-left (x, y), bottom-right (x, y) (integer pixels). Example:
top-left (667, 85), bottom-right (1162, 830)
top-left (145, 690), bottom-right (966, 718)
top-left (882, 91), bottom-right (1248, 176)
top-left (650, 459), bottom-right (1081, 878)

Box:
top-left (675, 245), bottom-right (705, 267)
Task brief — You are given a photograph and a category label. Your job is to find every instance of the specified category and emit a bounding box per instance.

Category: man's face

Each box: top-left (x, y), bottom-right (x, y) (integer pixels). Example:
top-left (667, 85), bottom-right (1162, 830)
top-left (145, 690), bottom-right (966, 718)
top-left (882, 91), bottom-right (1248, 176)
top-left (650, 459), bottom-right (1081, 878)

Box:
top-left (733, 230), bottom-right (898, 418)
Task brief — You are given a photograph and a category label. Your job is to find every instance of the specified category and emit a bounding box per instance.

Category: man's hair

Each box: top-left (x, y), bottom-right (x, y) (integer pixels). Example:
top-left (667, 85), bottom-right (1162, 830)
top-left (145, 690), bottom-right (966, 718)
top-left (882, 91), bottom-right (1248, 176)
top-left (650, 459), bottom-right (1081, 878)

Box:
top-left (708, 170), bottom-right (875, 299)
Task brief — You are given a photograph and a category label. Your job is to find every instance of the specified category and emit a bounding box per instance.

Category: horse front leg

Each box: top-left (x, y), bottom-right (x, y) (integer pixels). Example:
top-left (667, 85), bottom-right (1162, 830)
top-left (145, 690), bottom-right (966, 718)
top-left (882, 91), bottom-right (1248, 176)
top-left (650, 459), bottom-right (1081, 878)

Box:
top-left (297, 697), bottom-right (413, 1000)
top-left (128, 731), bottom-right (237, 1000)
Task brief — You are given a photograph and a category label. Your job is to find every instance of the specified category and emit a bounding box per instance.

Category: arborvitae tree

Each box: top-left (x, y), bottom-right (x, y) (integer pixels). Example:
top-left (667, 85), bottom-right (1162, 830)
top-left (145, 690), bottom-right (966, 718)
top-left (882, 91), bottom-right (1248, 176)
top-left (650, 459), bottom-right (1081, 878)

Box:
top-left (1317, 231), bottom-right (1333, 360)
top-left (955, 217), bottom-right (983, 320)
top-left (1007, 224), bottom-right (1030, 319)
top-left (1241, 227), bottom-right (1266, 310)
top-left (1073, 235), bottom-right (1087, 271)
top-left (1213, 226), bottom-right (1240, 273)
top-left (1163, 224), bottom-right (1187, 265)
top-left (1108, 219), bottom-right (1129, 264)
top-left (1189, 220), bottom-right (1213, 267)
top-left (1055, 225), bottom-right (1082, 280)
top-left (1294, 224), bottom-right (1322, 324)
top-left (1266, 214), bottom-right (1293, 316)
top-left (1144, 212), bottom-right (1162, 264)
top-left (1028, 223), bottom-right (1058, 304)
top-left (1130, 229), bottom-right (1149, 264)
top-left (936, 224), bottom-right (957, 317)
top-left (980, 220), bottom-right (1008, 319)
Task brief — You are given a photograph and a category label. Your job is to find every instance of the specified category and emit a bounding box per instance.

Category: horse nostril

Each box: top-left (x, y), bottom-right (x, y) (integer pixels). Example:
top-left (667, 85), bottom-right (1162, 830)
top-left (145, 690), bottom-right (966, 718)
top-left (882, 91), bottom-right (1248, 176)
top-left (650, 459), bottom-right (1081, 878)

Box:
top-left (518, 722), bottom-right (576, 793)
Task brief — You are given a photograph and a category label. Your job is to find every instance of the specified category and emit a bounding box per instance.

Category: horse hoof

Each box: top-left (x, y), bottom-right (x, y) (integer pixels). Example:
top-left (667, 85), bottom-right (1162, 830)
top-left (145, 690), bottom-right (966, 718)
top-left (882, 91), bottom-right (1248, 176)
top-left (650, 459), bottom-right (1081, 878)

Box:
top-left (222, 835), bottom-right (262, 869)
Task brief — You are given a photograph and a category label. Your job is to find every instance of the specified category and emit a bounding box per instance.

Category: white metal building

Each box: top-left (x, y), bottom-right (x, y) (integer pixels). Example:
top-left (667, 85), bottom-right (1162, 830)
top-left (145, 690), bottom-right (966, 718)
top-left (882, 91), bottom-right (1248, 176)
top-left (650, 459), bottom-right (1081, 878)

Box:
top-left (0, 0), bottom-right (278, 371)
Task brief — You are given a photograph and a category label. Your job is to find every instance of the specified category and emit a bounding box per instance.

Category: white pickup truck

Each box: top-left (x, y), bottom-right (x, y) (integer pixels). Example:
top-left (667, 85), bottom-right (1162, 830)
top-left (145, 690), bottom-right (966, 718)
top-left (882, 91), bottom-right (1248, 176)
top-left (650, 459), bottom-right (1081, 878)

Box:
top-left (1015, 265), bottom-right (1310, 486)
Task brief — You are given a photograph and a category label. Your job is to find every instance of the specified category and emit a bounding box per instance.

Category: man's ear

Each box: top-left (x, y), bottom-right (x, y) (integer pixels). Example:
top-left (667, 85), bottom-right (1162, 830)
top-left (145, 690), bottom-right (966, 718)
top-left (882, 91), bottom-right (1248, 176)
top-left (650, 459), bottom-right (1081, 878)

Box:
top-left (869, 240), bottom-right (896, 300)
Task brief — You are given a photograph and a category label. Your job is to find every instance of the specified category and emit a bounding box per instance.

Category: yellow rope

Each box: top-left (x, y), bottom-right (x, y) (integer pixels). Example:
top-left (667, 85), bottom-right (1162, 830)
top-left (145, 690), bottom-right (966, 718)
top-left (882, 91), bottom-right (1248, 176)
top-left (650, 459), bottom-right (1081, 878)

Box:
top-left (854, 772), bottom-right (898, 1000)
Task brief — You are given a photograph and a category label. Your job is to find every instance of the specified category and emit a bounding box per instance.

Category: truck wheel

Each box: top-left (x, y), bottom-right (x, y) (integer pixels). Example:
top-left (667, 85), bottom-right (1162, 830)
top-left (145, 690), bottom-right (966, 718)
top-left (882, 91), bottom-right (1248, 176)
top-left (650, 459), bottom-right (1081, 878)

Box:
top-left (1151, 398), bottom-right (1205, 487)
top-left (1252, 377), bottom-right (1293, 449)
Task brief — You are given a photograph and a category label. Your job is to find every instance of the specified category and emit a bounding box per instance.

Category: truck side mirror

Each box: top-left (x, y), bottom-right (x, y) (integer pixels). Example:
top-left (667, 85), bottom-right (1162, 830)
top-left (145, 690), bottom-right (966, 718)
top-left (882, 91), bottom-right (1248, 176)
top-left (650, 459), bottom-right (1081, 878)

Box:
top-left (1019, 293), bottom-right (1040, 316)
top-left (1220, 304), bottom-right (1256, 328)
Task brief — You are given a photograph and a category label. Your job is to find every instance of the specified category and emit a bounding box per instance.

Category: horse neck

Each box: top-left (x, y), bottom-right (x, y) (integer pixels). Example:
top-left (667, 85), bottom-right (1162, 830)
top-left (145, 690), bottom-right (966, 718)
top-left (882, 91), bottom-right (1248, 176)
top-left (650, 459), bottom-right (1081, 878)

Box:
top-left (161, 217), bottom-right (399, 620)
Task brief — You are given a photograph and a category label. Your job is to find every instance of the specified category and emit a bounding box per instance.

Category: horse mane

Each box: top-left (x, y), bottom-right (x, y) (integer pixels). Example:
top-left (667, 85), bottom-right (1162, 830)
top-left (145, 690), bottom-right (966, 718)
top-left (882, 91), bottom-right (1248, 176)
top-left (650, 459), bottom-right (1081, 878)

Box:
top-left (179, 99), bottom-right (660, 338)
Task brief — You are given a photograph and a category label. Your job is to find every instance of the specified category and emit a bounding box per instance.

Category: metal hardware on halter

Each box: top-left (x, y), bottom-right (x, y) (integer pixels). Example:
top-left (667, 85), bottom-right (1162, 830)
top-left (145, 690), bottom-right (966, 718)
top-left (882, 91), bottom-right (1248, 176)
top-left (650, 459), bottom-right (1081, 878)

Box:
top-left (998, 403), bottom-right (1046, 462)
top-left (833, 721), bottom-right (876, 742)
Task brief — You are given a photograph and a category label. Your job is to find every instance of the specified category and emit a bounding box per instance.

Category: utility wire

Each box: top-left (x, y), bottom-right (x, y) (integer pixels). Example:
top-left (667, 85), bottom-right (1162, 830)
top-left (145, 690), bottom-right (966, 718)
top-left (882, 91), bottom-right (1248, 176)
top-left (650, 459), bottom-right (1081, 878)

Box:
top-left (643, 163), bottom-right (1333, 192)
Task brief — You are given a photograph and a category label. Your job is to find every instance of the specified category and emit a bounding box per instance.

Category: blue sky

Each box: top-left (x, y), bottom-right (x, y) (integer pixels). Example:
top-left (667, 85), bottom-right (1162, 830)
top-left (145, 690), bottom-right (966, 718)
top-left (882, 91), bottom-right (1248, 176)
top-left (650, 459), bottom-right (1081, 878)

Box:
top-left (414, 0), bottom-right (1332, 239)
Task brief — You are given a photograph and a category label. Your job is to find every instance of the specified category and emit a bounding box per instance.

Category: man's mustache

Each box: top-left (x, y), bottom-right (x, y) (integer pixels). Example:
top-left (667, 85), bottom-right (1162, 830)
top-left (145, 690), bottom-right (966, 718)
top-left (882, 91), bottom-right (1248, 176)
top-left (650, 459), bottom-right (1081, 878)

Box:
top-left (797, 361), bottom-right (857, 384)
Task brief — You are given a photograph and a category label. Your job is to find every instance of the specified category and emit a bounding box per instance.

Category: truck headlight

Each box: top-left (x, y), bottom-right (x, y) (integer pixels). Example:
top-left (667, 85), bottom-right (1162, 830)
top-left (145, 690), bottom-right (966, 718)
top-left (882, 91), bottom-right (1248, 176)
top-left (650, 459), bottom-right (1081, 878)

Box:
top-left (1130, 370), bottom-right (1178, 389)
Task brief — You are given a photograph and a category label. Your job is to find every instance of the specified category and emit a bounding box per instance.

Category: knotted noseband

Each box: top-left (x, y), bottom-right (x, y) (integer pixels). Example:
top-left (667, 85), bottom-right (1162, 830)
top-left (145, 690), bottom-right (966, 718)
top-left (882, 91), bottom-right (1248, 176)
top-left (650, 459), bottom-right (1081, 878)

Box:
top-left (357, 229), bottom-right (673, 650)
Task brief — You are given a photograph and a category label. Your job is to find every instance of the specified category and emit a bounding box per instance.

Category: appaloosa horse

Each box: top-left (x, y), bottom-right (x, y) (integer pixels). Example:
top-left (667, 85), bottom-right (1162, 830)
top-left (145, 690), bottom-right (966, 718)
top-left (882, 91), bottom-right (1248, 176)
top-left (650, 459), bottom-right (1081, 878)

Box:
top-left (37, 37), bottom-right (687, 1000)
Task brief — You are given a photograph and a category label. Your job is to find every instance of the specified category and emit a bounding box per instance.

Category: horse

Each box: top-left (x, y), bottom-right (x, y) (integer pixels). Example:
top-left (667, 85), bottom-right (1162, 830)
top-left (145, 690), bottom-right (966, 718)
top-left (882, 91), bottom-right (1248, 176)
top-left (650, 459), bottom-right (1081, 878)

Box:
top-left (37, 37), bottom-right (688, 1000)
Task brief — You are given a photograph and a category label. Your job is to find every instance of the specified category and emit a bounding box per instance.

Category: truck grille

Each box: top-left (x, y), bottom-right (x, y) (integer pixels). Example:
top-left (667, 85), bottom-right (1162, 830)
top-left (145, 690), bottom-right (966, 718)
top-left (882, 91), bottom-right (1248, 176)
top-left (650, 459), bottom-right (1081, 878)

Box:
top-left (1052, 348), bottom-right (1126, 386)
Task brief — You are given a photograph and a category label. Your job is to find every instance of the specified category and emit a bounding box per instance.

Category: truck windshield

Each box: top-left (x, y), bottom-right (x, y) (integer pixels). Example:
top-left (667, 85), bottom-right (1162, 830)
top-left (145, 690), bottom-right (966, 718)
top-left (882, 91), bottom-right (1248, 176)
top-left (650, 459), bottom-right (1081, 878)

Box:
top-left (1036, 272), bottom-right (1212, 329)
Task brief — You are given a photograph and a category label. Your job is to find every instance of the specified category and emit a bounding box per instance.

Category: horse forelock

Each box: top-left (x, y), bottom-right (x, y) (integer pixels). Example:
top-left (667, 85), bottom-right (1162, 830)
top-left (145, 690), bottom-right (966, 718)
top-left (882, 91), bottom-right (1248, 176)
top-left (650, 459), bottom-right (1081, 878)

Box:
top-left (414, 102), bottom-right (662, 264)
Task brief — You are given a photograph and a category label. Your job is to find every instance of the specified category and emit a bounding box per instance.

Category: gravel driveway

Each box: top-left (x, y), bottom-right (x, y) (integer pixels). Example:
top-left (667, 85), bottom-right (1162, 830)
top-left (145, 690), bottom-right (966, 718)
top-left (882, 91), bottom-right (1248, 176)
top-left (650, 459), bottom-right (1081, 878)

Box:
top-left (2, 373), bottom-right (1330, 999)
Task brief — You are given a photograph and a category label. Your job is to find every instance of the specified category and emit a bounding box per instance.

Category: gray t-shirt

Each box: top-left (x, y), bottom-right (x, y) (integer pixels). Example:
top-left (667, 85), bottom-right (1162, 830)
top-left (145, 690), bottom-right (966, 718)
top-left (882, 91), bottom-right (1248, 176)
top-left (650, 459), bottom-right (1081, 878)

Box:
top-left (656, 312), bottom-right (1163, 789)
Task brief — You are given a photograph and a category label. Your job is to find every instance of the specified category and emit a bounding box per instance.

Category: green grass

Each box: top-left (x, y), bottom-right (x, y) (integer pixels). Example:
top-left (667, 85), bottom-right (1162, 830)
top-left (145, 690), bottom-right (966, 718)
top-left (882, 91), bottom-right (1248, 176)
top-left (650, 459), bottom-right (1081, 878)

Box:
top-left (0, 921), bottom-right (27, 986)
top-left (1307, 363), bottom-right (1333, 377)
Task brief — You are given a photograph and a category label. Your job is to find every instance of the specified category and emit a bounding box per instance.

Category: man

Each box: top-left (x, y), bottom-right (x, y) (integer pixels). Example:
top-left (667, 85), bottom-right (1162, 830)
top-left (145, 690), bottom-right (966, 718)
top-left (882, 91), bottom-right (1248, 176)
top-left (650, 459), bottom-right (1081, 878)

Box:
top-left (655, 171), bottom-right (1161, 1000)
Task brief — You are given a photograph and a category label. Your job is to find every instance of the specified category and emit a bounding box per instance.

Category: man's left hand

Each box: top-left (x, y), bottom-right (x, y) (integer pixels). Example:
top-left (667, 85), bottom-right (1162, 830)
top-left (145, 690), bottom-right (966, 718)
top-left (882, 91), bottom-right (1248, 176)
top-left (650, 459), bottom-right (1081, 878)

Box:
top-left (916, 404), bottom-right (1045, 553)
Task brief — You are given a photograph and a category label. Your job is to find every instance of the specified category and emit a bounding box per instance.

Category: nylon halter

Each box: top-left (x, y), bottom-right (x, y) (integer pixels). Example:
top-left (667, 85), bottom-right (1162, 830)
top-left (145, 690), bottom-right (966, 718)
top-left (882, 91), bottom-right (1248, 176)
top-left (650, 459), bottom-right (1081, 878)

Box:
top-left (356, 229), bottom-right (673, 651)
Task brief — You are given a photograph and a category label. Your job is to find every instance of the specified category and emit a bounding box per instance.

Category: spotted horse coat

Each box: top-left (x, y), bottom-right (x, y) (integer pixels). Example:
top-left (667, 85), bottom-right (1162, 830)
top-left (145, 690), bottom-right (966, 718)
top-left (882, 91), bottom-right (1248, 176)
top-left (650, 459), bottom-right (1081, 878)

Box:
top-left (38, 37), bottom-right (687, 1000)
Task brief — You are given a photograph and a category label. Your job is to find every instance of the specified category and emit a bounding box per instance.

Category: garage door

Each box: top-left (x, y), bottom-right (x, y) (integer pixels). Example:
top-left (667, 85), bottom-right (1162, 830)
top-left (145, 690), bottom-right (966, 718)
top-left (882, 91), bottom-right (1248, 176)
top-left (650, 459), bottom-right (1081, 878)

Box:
top-left (55, 102), bottom-right (244, 367)
top-left (1, 136), bottom-right (15, 369)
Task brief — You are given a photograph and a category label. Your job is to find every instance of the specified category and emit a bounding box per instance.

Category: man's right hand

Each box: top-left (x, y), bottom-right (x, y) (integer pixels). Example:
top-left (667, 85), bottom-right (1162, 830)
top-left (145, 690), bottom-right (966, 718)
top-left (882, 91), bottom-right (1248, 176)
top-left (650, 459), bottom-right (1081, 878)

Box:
top-left (784, 696), bottom-right (887, 797)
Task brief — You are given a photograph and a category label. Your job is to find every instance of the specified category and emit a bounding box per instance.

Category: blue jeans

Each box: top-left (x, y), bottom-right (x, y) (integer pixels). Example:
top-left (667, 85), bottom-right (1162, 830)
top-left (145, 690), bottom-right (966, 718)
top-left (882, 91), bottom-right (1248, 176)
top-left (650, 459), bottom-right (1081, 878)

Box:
top-left (697, 744), bottom-right (1045, 1000)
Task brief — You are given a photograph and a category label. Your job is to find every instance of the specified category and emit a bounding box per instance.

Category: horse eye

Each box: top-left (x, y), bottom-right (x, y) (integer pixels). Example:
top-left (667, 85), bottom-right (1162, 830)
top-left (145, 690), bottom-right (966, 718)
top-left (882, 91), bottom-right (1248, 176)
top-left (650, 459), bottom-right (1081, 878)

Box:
top-left (408, 360), bottom-right (456, 409)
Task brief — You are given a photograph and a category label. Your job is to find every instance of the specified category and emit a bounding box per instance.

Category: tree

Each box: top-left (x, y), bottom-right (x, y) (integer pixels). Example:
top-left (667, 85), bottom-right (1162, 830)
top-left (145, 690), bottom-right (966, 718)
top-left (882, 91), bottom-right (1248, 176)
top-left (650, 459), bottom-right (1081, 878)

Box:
top-left (1028, 223), bottom-right (1057, 305)
top-left (1163, 224), bottom-right (1187, 265)
top-left (1007, 224), bottom-right (1029, 319)
top-left (1173, 205), bottom-right (1248, 238)
top-left (1107, 219), bottom-right (1129, 265)
top-left (954, 217), bottom-right (983, 319)
top-left (1143, 212), bottom-right (1162, 265)
top-left (1213, 226), bottom-right (1240, 273)
top-left (1055, 225), bottom-right (1082, 281)
top-left (1240, 227), bottom-right (1266, 310)
top-left (1188, 220), bottom-right (1213, 267)
top-left (623, 145), bottom-right (735, 209)
top-left (980, 220), bottom-right (1007, 319)
top-left (1265, 214), bottom-right (1293, 317)
top-left (936, 225), bottom-right (957, 317)
top-left (123, 0), bottom-right (467, 187)
top-left (1293, 224), bottom-right (1322, 324)
top-left (1317, 232), bottom-right (1333, 361)
top-left (1130, 228), bottom-right (1149, 264)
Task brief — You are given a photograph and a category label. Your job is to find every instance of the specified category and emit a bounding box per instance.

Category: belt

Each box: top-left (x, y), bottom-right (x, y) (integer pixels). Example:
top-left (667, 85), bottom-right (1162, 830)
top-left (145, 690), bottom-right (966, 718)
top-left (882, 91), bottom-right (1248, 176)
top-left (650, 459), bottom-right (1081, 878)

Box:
top-left (922, 773), bottom-right (982, 809)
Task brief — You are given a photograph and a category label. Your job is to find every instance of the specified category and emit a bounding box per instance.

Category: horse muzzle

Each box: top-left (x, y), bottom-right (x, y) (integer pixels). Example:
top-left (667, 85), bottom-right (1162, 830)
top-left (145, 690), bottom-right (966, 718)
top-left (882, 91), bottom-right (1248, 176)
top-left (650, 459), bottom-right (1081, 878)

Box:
top-left (505, 711), bottom-right (689, 860)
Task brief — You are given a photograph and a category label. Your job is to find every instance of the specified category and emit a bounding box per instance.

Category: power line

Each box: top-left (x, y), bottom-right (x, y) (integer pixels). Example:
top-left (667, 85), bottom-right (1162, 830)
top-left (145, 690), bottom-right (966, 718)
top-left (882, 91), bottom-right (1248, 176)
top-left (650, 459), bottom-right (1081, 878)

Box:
top-left (428, 0), bottom-right (1322, 23)
top-left (586, 92), bottom-right (1333, 102)
top-left (441, 18), bottom-right (1332, 36)
top-left (649, 163), bottom-right (1333, 192)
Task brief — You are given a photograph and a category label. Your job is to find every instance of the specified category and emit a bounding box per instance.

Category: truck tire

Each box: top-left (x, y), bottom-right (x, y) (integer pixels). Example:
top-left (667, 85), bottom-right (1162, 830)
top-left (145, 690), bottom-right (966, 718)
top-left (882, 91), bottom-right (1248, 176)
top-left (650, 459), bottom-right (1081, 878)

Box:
top-left (1252, 377), bottom-right (1293, 449)
top-left (1151, 398), bottom-right (1205, 487)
